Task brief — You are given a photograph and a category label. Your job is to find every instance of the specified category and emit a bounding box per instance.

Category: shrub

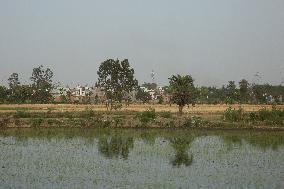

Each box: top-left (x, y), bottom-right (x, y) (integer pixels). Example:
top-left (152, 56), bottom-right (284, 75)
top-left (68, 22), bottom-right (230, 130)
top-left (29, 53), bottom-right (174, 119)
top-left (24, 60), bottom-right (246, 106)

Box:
top-left (223, 107), bottom-right (244, 122)
top-left (30, 118), bottom-right (44, 127)
top-left (83, 107), bottom-right (94, 118)
top-left (136, 108), bottom-right (156, 123)
top-left (14, 110), bottom-right (30, 118)
top-left (159, 111), bottom-right (172, 118)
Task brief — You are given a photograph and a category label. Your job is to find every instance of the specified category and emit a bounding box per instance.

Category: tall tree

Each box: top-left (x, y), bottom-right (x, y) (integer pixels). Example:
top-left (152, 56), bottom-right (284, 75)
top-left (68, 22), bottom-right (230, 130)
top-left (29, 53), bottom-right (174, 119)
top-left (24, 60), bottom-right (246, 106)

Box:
top-left (226, 81), bottom-right (239, 104)
top-left (168, 74), bottom-right (196, 114)
top-left (8, 73), bottom-right (20, 89)
top-left (30, 65), bottom-right (54, 103)
top-left (97, 59), bottom-right (138, 109)
top-left (239, 79), bottom-right (249, 104)
top-left (0, 86), bottom-right (8, 103)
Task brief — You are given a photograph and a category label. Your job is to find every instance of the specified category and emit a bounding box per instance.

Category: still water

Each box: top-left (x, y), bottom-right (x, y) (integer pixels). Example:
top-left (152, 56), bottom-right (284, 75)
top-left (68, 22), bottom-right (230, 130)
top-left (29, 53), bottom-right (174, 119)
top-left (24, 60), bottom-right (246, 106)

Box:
top-left (0, 128), bottom-right (283, 189)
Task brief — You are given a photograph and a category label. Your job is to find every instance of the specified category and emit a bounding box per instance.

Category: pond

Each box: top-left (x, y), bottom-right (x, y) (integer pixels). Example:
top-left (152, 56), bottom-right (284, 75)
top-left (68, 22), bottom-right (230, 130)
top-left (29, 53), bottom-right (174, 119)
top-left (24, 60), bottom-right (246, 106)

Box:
top-left (0, 128), bottom-right (283, 189)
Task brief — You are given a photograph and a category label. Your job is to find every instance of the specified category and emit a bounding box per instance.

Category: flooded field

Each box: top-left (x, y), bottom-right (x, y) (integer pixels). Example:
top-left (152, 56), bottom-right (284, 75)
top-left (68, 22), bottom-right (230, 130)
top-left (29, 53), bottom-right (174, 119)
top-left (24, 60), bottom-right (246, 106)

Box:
top-left (0, 128), bottom-right (283, 189)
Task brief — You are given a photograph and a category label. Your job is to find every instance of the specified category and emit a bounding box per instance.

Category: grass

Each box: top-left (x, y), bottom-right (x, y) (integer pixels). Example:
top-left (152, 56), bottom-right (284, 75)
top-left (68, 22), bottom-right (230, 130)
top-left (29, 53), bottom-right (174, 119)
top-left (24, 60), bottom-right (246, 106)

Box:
top-left (223, 105), bottom-right (284, 125)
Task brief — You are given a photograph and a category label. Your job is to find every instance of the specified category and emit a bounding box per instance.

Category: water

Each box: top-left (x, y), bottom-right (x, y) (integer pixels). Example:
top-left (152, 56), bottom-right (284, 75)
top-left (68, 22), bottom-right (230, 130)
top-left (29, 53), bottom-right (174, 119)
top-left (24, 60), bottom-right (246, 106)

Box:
top-left (0, 128), bottom-right (283, 189)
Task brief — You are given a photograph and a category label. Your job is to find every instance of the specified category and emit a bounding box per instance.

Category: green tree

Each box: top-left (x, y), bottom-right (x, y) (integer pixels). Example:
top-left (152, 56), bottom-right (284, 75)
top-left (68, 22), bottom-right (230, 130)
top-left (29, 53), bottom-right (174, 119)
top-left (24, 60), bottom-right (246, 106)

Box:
top-left (30, 65), bottom-right (54, 103)
top-left (141, 82), bottom-right (157, 90)
top-left (97, 59), bottom-right (138, 110)
top-left (226, 81), bottom-right (239, 104)
top-left (0, 86), bottom-right (8, 103)
top-left (168, 74), bottom-right (196, 114)
top-left (239, 79), bottom-right (249, 104)
top-left (136, 87), bottom-right (151, 103)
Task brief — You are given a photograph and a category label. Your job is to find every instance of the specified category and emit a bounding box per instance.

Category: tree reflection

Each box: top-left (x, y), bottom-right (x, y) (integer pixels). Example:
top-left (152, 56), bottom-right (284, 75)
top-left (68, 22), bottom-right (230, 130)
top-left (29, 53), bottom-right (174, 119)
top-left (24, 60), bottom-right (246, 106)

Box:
top-left (170, 137), bottom-right (193, 167)
top-left (98, 136), bottom-right (134, 159)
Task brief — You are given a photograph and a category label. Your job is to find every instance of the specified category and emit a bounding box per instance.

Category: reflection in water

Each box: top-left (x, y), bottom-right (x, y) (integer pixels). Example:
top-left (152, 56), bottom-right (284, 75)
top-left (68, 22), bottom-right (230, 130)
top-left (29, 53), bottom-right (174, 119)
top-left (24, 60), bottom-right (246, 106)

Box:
top-left (0, 128), bottom-right (283, 188)
top-left (170, 138), bottom-right (194, 167)
top-left (98, 136), bottom-right (134, 159)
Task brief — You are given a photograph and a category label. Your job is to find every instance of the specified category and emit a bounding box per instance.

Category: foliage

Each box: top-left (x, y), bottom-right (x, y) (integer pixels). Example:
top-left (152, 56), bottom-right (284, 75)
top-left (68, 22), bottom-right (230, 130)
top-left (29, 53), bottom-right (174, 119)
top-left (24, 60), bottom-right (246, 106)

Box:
top-left (169, 74), bottom-right (196, 114)
top-left (97, 59), bottom-right (138, 109)
top-left (239, 79), bottom-right (250, 103)
top-left (223, 107), bottom-right (244, 122)
top-left (225, 81), bottom-right (239, 104)
top-left (136, 108), bottom-right (156, 123)
top-left (223, 105), bottom-right (284, 125)
top-left (159, 111), bottom-right (172, 118)
top-left (30, 65), bottom-right (54, 103)
top-left (0, 86), bottom-right (9, 103)
top-left (141, 82), bottom-right (157, 90)
top-left (14, 110), bottom-right (31, 118)
top-left (136, 87), bottom-right (151, 103)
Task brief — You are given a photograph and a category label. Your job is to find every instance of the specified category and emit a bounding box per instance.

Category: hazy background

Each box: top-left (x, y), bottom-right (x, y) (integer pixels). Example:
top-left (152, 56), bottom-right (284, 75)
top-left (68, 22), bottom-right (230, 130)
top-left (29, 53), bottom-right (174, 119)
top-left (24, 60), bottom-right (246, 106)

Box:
top-left (0, 0), bottom-right (284, 87)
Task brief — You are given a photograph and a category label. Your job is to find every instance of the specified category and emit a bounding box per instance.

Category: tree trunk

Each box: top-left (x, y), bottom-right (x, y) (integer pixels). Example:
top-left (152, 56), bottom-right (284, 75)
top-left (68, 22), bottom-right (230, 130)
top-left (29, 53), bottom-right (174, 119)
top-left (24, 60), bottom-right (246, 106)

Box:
top-left (178, 105), bottom-right (184, 115)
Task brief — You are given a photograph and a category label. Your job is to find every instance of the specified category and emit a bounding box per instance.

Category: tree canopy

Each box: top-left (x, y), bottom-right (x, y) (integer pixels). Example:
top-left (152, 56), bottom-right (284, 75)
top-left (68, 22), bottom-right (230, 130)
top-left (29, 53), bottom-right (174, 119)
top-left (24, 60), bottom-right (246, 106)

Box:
top-left (169, 74), bottom-right (196, 114)
top-left (97, 59), bottom-right (138, 109)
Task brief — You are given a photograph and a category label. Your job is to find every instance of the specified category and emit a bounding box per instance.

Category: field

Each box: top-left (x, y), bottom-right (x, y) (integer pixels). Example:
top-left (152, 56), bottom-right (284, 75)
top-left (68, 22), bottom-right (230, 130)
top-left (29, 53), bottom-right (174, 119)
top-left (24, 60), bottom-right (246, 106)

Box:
top-left (0, 104), bottom-right (283, 114)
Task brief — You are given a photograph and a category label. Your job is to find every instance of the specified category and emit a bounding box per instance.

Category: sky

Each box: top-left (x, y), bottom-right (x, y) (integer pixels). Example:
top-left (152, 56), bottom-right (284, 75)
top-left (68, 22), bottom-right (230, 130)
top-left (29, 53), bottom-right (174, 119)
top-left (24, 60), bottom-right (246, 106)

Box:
top-left (0, 0), bottom-right (284, 87)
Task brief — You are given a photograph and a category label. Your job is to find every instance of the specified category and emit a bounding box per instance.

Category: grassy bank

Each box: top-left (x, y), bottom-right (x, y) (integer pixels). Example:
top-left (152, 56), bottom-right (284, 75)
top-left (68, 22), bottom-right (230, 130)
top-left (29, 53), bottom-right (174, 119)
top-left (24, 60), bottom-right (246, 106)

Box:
top-left (0, 105), bottom-right (283, 130)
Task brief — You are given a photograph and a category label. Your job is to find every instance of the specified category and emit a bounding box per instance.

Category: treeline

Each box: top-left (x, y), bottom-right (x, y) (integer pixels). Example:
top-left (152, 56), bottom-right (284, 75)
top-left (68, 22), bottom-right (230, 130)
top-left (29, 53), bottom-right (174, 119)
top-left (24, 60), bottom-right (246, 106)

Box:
top-left (195, 80), bottom-right (284, 104)
top-left (0, 65), bottom-right (53, 103)
top-left (0, 61), bottom-right (283, 106)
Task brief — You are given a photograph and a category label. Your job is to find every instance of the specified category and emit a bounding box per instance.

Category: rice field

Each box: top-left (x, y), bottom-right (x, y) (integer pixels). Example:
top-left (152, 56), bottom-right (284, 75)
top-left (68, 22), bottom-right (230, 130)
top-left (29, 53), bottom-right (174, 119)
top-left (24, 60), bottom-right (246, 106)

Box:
top-left (0, 128), bottom-right (283, 189)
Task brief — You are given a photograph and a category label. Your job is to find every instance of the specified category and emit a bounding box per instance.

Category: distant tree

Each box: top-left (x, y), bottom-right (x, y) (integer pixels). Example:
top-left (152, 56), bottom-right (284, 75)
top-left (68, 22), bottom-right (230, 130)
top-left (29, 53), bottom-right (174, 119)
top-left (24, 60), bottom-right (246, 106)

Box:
top-left (168, 74), bottom-right (196, 114)
top-left (8, 73), bottom-right (20, 88)
top-left (136, 87), bottom-right (151, 103)
top-left (157, 96), bottom-right (164, 104)
top-left (239, 79), bottom-right (249, 104)
top-left (97, 59), bottom-right (138, 110)
top-left (0, 86), bottom-right (8, 103)
top-left (226, 81), bottom-right (239, 104)
top-left (30, 65), bottom-right (54, 103)
top-left (141, 83), bottom-right (157, 90)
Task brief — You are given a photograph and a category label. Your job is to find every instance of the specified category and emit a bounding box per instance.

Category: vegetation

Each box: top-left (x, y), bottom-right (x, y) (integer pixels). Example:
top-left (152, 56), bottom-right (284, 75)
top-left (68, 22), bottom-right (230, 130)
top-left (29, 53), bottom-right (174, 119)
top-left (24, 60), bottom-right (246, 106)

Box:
top-left (168, 74), bottom-right (196, 114)
top-left (97, 59), bottom-right (138, 110)
top-left (223, 105), bottom-right (284, 125)
top-left (136, 108), bottom-right (156, 123)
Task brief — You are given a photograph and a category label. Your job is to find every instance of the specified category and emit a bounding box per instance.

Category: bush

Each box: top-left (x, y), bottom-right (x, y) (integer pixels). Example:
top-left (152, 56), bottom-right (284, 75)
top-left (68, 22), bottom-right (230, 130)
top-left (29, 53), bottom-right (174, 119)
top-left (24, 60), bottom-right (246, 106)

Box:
top-left (136, 108), bottom-right (156, 123)
top-left (223, 107), bottom-right (244, 122)
top-left (14, 110), bottom-right (30, 118)
top-left (159, 111), bottom-right (172, 118)
top-left (83, 107), bottom-right (94, 118)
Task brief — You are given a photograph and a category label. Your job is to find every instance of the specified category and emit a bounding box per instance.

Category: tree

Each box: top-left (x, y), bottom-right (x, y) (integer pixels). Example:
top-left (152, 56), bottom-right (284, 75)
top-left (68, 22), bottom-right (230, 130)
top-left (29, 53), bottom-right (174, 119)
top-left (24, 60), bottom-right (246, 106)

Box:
top-left (226, 81), bottom-right (239, 104)
top-left (8, 73), bottom-right (20, 89)
top-left (239, 79), bottom-right (249, 104)
top-left (141, 82), bottom-right (157, 90)
top-left (97, 59), bottom-right (138, 110)
top-left (168, 74), bottom-right (196, 114)
top-left (30, 65), bottom-right (54, 103)
top-left (136, 87), bottom-right (151, 103)
top-left (0, 86), bottom-right (8, 103)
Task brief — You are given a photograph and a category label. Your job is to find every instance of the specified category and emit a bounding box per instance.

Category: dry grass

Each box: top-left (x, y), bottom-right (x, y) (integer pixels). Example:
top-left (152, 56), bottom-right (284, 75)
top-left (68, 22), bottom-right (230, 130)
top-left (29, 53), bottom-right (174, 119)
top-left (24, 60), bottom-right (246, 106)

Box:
top-left (0, 104), bottom-right (283, 114)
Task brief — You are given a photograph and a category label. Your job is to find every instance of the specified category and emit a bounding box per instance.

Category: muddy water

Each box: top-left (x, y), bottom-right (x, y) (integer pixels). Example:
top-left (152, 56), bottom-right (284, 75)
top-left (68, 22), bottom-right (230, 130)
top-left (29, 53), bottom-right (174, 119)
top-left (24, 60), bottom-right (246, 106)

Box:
top-left (0, 128), bottom-right (283, 189)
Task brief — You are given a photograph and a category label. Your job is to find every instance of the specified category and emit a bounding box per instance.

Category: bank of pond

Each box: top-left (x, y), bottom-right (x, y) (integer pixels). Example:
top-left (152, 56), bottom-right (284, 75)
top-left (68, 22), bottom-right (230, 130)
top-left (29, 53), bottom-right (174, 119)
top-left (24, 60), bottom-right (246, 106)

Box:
top-left (0, 106), bottom-right (283, 130)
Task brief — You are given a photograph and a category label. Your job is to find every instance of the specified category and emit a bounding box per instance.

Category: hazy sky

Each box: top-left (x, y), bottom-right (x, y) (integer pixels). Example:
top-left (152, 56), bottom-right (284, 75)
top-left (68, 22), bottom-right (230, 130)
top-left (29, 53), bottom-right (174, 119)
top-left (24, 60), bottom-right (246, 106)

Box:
top-left (1, 0), bottom-right (284, 87)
